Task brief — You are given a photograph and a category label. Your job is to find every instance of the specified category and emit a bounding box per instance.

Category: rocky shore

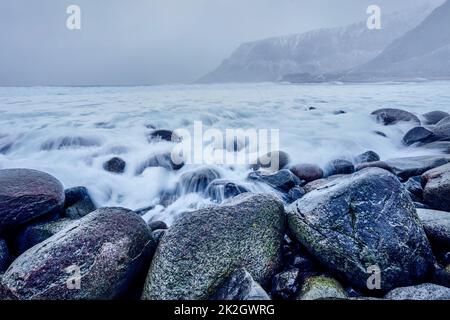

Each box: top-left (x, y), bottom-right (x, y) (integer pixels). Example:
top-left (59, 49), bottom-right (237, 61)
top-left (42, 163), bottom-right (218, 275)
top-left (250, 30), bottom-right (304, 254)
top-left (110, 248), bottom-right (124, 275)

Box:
top-left (1, 108), bottom-right (450, 300)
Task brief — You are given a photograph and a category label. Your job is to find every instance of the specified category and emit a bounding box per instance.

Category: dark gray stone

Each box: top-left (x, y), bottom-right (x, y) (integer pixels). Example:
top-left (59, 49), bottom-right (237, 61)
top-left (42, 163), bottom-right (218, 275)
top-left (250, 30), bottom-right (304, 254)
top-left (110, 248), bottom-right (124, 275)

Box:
top-left (141, 193), bottom-right (285, 300)
top-left (0, 169), bottom-right (65, 235)
top-left (303, 175), bottom-right (346, 193)
top-left (287, 168), bottom-right (435, 292)
top-left (404, 176), bottom-right (423, 202)
top-left (423, 111), bottom-right (450, 125)
top-left (248, 169), bottom-right (302, 192)
top-left (103, 157), bottom-right (126, 174)
top-left (64, 187), bottom-right (96, 219)
top-left (371, 108), bottom-right (420, 126)
top-left (433, 122), bottom-right (450, 141)
top-left (147, 130), bottom-right (181, 143)
top-left (417, 209), bottom-right (450, 248)
top-left (210, 268), bottom-right (270, 301)
top-left (385, 156), bottom-right (450, 181)
top-left (0, 239), bottom-right (10, 273)
top-left (287, 187), bottom-right (306, 203)
top-left (205, 180), bottom-right (249, 202)
top-left (437, 116), bottom-right (450, 126)
top-left (289, 163), bottom-right (324, 182)
top-left (324, 159), bottom-right (355, 176)
top-left (152, 229), bottom-right (166, 245)
top-left (402, 127), bottom-right (435, 146)
top-left (384, 283), bottom-right (450, 300)
top-left (148, 220), bottom-right (168, 231)
top-left (422, 163), bottom-right (450, 211)
top-left (271, 269), bottom-right (300, 300)
top-left (355, 161), bottom-right (394, 173)
top-left (0, 208), bottom-right (156, 300)
top-left (354, 151), bottom-right (380, 164)
top-left (251, 151), bottom-right (290, 171)
top-left (178, 167), bottom-right (221, 194)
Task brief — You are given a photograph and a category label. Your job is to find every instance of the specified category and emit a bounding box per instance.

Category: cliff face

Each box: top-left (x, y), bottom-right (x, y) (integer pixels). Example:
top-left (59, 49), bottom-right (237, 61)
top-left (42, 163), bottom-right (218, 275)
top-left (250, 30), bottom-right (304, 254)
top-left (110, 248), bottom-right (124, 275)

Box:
top-left (199, 5), bottom-right (434, 83)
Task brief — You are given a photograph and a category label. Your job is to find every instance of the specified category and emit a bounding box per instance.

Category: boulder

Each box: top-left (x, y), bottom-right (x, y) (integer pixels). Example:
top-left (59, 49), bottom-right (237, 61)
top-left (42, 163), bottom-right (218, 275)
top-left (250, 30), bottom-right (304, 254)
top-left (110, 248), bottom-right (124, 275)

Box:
top-left (402, 127), bottom-right (435, 146)
top-left (287, 168), bottom-right (435, 292)
top-left (0, 169), bottom-right (65, 235)
top-left (354, 151), bottom-right (380, 165)
top-left (248, 169), bottom-right (302, 192)
top-left (15, 218), bottom-right (74, 255)
top-left (103, 157), bottom-right (126, 174)
top-left (63, 187), bottom-right (96, 219)
top-left (371, 108), bottom-right (420, 126)
top-left (385, 156), bottom-right (450, 181)
top-left (152, 229), bottom-right (166, 245)
top-left (437, 116), bottom-right (450, 126)
top-left (422, 163), bottom-right (450, 211)
top-left (0, 239), bottom-right (10, 273)
top-left (289, 163), bottom-right (324, 182)
top-left (297, 275), bottom-right (347, 300)
top-left (417, 209), bottom-right (450, 248)
top-left (148, 221), bottom-right (168, 231)
top-left (423, 111), bottom-right (450, 125)
top-left (271, 269), bottom-right (300, 300)
top-left (287, 187), bottom-right (306, 203)
top-left (205, 180), bottom-right (249, 202)
top-left (141, 193), bottom-right (285, 300)
top-left (136, 153), bottom-right (184, 174)
top-left (147, 130), bottom-right (181, 143)
top-left (355, 161), bottom-right (393, 173)
top-left (324, 159), bottom-right (355, 176)
top-left (251, 151), bottom-right (290, 172)
top-left (1, 208), bottom-right (156, 300)
top-left (384, 283), bottom-right (450, 300)
top-left (210, 268), bottom-right (270, 300)
top-left (303, 175), bottom-right (345, 193)
top-left (178, 167), bottom-right (221, 194)
top-left (433, 122), bottom-right (450, 141)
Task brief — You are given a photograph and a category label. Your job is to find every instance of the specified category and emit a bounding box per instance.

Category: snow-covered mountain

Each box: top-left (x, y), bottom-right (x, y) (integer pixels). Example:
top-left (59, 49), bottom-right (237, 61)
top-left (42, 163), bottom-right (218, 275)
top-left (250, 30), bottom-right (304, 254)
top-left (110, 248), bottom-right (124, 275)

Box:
top-left (198, 4), bottom-right (436, 84)
top-left (343, 0), bottom-right (450, 81)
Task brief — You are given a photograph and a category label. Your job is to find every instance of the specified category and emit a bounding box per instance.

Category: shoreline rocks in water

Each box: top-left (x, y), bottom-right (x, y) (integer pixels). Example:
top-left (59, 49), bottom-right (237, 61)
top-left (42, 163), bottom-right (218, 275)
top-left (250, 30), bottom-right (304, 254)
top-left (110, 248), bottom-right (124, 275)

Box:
top-left (287, 168), bottom-right (435, 292)
top-left (0, 169), bottom-right (65, 235)
top-left (1, 207), bottom-right (156, 300)
top-left (141, 193), bottom-right (285, 300)
top-left (421, 163), bottom-right (450, 212)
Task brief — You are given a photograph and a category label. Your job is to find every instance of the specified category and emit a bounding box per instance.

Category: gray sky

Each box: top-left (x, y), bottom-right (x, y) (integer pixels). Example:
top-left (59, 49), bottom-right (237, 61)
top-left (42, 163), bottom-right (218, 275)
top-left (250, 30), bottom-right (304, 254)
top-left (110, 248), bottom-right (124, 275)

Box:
top-left (0, 0), bottom-right (443, 86)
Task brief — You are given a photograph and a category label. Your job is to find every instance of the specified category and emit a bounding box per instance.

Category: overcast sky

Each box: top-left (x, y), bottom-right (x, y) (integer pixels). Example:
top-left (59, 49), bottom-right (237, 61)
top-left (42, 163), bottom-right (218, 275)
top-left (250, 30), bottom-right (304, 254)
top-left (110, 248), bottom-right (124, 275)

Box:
top-left (0, 0), bottom-right (443, 86)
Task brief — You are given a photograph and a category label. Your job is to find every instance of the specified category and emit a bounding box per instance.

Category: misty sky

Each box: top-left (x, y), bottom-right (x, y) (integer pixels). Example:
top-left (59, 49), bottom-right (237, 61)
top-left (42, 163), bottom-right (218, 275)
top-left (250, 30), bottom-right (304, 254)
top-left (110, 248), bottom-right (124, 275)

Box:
top-left (0, 0), bottom-right (443, 86)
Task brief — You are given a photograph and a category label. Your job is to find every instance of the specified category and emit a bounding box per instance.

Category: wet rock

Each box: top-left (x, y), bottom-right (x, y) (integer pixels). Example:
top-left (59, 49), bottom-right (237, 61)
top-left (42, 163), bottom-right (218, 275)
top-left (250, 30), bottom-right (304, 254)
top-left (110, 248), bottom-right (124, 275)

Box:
top-left (297, 275), bottom-right (347, 300)
top-left (371, 108), bottom-right (420, 126)
top-left (287, 187), bottom-right (306, 203)
top-left (210, 268), bottom-right (270, 301)
top-left (287, 168), bottom-right (435, 292)
top-left (41, 136), bottom-right (101, 151)
top-left (355, 161), bottom-right (394, 173)
top-left (354, 151), bottom-right (380, 164)
top-left (289, 163), bottom-right (324, 182)
top-left (384, 283), bottom-right (450, 300)
top-left (422, 163), bottom-right (450, 211)
top-left (404, 176), bottom-right (423, 202)
top-left (15, 218), bottom-right (74, 255)
top-left (205, 180), bottom-right (249, 202)
top-left (136, 153), bottom-right (184, 174)
top-left (271, 269), bottom-right (300, 300)
top-left (385, 156), bottom-right (450, 181)
top-left (0, 169), bottom-right (65, 235)
top-left (63, 187), bottom-right (96, 219)
top-left (0, 239), bottom-right (10, 273)
top-left (423, 111), bottom-right (450, 125)
top-left (141, 193), bottom-right (285, 300)
top-left (417, 209), bottom-right (450, 248)
top-left (103, 157), bottom-right (126, 174)
top-left (433, 265), bottom-right (450, 288)
top-left (402, 127), bottom-right (435, 146)
top-left (152, 229), bottom-right (166, 245)
top-left (303, 175), bottom-right (345, 193)
top-left (324, 159), bottom-right (355, 176)
top-left (147, 130), bottom-right (180, 143)
top-left (148, 220), bottom-right (168, 231)
top-left (432, 122), bottom-right (450, 141)
top-left (251, 151), bottom-right (290, 172)
top-left (178, 167), bottom-right (221, 194)
top-left (437, 116), bottom-right (450, 126)
top-left (248, 169), bottom-right (302, 192)
top-left (1, 208), bottom-right (156, 300)
top-left (333, 110), bottom-right (346, 115)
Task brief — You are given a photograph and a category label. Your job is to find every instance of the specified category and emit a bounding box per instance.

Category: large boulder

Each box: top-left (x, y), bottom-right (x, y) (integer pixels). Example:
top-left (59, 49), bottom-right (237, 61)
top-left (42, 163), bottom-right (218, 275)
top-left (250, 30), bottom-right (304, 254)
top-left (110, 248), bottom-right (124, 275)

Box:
top-left (385, 156), bottom-right (450, 181)
top-left (0, 208), bottom-right (156, 300)
top-left (432, 122), bottom-right (450, 141)
top-left (371, 108), bottom-right (420, 126)
top-left (210, 268), bottom-right (270, 300)
top-left (287, 168), bottom-right (435, 292)
top-left (402, 127), bottom-right (435, 146)
top-left (248, 169), bottom-right (302, 192)
top-left (251, 151), bottom-right (290, 172)
top-left (289, 163), bottom-right (324, 182)
top-left (384, 283), bottom-right (450, 300)
top-left (0, 169), bottom-right (65, 235)
top-left (422, 163), bottom-right (450, 211)
top-left (423, 111), bottom-right (450, 125)
top-left (141, 193), bottom-right (285, 300)
top-left (297, 275), bottom-right (347, 300)
top-left (417, 209), bottom-right (450, 248)
top-left (0, 239), bottom-right (10, 273)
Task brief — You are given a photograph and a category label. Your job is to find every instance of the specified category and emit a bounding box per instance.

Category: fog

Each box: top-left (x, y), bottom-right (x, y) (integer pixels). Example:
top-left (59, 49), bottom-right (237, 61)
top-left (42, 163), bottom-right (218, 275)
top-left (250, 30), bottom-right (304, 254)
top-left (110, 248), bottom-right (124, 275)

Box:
top-left (0, 0), bottom-right (443, 86)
